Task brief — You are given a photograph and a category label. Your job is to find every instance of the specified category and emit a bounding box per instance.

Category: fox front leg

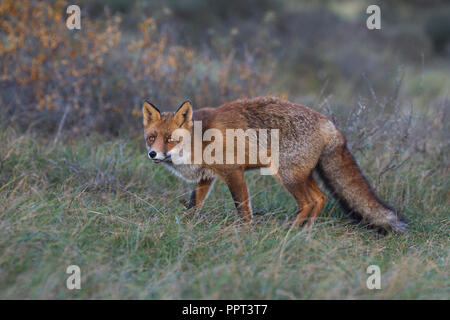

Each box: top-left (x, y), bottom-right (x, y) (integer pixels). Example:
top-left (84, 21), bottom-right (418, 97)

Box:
top-left (180, 179), bottom-right (215, 212)
top-left (221, 169), bottom-right (253, 222)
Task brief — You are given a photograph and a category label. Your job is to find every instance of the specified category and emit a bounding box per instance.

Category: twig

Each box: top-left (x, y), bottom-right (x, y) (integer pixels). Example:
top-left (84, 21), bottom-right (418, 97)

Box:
top-left (53, 104), bottom-right (70, 145)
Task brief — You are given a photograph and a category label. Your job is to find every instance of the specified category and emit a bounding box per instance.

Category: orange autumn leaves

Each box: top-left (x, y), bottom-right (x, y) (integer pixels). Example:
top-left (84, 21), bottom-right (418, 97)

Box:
top-left (0, 0), bottom-right (273, 134)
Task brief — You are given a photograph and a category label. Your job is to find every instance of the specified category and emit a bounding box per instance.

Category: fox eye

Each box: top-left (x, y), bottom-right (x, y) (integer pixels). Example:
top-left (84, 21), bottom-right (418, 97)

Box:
top-left (167, 137), bottom-right (177, 143)
top-left (147, 136), bottom-right (155, 142)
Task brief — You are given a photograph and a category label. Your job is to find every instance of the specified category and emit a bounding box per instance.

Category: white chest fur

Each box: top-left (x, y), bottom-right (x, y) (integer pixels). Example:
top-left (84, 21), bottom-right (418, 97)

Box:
top-left (162, 162), bottom-right (216, 183)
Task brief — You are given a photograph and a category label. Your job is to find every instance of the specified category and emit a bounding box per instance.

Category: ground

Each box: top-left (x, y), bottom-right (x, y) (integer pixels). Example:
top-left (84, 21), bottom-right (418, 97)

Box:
top-left (0, 130), bottom-right (447, 299)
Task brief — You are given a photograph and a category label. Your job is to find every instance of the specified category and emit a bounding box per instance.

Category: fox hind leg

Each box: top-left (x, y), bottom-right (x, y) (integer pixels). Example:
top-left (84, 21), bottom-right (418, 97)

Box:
top-left (276, 170), bottom-right (315, 227)
top-left (292, 188), bottom-right (314, 227)
top-left (306, 177), bottom-right (327, 226)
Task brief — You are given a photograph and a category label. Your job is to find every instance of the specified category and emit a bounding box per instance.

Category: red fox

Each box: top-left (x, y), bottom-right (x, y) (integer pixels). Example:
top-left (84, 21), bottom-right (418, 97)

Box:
top-left (142, 96), bottom-right (408, 233)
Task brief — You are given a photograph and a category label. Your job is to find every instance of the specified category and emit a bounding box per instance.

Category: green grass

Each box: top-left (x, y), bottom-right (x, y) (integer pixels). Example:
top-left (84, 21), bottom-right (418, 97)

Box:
top-left (0, 129), bottom-right (448, 299)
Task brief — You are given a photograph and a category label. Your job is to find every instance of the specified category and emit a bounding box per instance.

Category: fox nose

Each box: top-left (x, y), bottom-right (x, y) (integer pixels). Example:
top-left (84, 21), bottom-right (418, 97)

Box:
top-left (148, 151), bottom-right (157, 159)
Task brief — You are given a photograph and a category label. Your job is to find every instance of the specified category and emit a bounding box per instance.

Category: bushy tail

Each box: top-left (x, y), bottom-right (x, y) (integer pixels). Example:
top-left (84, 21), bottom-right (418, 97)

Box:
top-left (317, 142), bottom-right (408, 233)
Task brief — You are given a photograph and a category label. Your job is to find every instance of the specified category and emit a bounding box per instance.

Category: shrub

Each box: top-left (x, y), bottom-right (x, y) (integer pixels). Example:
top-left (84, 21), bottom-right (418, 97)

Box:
top-left (0, 0), bottom-right (273, 135)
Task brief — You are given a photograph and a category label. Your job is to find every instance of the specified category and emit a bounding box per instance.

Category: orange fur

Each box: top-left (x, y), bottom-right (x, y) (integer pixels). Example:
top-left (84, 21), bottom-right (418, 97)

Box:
top-left (142, 96), bottom-right (408, 232)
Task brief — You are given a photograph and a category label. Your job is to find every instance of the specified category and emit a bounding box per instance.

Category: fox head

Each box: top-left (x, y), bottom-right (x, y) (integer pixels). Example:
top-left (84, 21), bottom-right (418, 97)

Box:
top-left (142, 100), bottom-right (193, 163)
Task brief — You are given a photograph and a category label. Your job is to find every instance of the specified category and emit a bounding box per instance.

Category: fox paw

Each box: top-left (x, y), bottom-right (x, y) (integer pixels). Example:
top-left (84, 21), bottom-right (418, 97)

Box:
top-left (252, 209), bottom-right (266, 216)
top-left (179, 199), bottom-right (190, 209)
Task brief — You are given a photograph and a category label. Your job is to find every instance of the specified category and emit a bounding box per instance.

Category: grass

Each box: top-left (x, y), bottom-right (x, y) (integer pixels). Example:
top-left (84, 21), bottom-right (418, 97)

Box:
top-left (0, 128), bottom-right (448, 299)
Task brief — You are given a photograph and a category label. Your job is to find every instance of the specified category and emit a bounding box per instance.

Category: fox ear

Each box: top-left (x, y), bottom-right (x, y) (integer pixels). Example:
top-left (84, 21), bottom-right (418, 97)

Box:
top-left (142, 101), bottom-right (161, 126)
top-left (174, 100), bottom-right (193, 127)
